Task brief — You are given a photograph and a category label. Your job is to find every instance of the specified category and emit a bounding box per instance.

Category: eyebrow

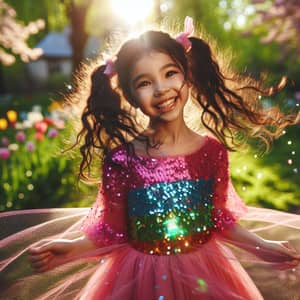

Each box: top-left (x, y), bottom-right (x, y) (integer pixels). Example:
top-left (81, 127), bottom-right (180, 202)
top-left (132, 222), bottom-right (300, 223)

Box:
top-left (132, 63), bottom-right (180, 85)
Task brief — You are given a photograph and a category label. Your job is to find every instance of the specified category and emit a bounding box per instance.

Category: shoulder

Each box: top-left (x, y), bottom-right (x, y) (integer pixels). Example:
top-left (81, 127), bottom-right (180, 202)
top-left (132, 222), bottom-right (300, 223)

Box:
top-left (104, 145), bottom-right (129, 166)
top-left (205, 135), bottom-right (228, 160)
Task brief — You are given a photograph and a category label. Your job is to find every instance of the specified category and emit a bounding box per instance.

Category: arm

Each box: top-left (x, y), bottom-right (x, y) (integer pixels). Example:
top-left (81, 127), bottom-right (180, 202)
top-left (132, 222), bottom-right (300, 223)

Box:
top-left (28, 235), bottom-right (98, 273)
top-left (210, 140), bottom-right (300, 269)
top-left (221, 223), bottom-right (300, 269)
top-left (28, 152), bottom-right (129, 273)
top-left (80, 156), bottom-right (128, 247)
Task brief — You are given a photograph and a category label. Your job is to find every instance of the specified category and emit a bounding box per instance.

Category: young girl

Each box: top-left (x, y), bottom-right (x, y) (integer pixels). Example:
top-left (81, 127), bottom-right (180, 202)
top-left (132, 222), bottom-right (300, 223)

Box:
top-left (1, 17), bottom-right (300, 299)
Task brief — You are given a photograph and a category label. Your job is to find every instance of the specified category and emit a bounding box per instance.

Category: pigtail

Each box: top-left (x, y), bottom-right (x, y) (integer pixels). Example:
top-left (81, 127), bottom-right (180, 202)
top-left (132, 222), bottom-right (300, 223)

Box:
top-left (187, 37), bottom-right (300, 151)
top-left (74, 65), bottom-right (139, 179)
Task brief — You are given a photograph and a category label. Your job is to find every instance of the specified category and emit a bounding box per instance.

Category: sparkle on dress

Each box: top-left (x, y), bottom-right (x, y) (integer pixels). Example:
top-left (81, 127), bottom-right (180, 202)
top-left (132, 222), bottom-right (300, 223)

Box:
top-left (81, 136), bottom-right (247, 255)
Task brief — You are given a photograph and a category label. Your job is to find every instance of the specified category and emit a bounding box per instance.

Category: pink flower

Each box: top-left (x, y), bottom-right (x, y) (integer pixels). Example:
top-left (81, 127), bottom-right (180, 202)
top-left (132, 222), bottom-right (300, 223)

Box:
top-left (294, 91), bottom-right (300, 101)
top-left (35, 121), bottom-right (48, 133)
top-left (0, 148), bottom-right (10, 160)
top-left (1, 137), bottom-right (9, 146)
top-left (16, 131), bottom-right (26, 142)
top-left (26, 141), bottom-right (35, 152)
top-left (54, 119), bottom-right (65, 130)
top-left (35, 132), bottom-right (44, 141)
top-left (47, 128), bottom-right (58, 138)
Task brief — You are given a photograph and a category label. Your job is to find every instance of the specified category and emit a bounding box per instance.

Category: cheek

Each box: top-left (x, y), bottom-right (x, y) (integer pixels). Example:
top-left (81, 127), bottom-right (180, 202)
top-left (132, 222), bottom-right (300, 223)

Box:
top-left (135, 89), bottom-right (153, 103)
top-left (172, 78), bottom-right (188, 97)
top-left (171, 76), bottom-right (186, 91)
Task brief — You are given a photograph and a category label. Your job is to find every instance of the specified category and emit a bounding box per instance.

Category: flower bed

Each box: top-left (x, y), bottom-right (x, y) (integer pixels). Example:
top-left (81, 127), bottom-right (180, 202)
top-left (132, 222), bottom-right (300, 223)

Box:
top-left (0, 102), bottom-right (88, 211)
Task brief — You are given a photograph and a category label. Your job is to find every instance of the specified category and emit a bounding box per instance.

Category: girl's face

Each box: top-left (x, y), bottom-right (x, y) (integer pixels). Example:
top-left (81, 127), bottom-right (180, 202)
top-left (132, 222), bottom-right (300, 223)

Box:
top-left (129, 51), bottom-right (189, 123)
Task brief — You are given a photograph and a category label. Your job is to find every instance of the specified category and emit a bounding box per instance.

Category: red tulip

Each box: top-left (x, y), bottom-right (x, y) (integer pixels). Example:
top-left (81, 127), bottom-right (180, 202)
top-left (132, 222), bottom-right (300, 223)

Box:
top-left (35, 132), bottom-right (44, 141)
top-left (35, 121), bottom-right (48, 133)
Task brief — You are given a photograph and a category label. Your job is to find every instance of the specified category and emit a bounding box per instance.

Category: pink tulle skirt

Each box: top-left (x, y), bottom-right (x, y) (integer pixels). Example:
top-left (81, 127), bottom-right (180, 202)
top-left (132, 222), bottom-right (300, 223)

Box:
top-left (1, 206), bottom-right (299, 300)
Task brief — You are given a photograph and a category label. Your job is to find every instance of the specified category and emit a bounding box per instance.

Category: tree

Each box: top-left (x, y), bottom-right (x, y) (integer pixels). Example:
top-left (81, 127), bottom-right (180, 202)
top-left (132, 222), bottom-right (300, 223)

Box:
top-left (0, 0), bottom-right (45, 93)
top-left (0, 0), bottom-right (44, 66)
top-left (64, 0), bottom-right (93, 72)
top-left (249, 0), bottom-right (300, 60)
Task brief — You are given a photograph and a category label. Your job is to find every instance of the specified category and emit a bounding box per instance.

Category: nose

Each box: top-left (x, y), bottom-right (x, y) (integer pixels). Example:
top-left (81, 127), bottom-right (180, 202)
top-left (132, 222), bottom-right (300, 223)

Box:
top-left (154, 82), bottom-right (170, 97)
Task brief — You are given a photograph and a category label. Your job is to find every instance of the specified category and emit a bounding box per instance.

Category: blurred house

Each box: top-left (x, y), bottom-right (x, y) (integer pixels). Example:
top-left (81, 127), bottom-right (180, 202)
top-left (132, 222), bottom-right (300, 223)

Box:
top-left (27, 27), bottom-right (100, 84)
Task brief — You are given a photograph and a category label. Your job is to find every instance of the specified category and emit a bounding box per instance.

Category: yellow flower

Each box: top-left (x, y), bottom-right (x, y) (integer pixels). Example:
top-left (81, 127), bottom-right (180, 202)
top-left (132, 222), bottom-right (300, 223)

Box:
top-left (6, 110), bottom-right (18, 123)
top-left (48, 101), bottom-right (62, 112)
top-left (0, 118), bottom-right (8, 130)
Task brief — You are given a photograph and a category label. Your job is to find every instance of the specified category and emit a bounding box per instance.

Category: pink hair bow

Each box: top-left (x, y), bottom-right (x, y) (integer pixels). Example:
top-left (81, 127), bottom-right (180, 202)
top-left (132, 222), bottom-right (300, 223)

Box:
top-left (104, 58), bottom-right (116, 77)
top-left (176, 16), bottom-right (194, 52)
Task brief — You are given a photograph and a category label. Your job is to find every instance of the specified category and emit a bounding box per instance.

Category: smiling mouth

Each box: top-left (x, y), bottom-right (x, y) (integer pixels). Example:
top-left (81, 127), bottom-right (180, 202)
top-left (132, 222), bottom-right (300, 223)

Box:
top-left (156, 97), bottom-right (178, 110)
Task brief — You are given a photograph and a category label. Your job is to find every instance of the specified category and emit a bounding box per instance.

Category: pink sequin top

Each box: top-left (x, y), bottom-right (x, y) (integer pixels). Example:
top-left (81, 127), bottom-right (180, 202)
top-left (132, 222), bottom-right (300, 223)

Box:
top-left (81, 135), bottom-right (248, 255)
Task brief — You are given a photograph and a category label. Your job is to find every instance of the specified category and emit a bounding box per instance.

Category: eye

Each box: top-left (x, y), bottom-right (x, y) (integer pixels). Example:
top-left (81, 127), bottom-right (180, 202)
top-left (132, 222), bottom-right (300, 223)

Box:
top-left (166, 70), bottom-right (179, 77)
top-left (136, 80), bottom-right (150, 89)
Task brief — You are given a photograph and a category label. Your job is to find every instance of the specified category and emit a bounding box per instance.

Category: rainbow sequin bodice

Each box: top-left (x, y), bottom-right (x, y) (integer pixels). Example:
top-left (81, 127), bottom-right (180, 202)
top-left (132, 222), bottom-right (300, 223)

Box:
top-left (128, 178), bottom-right (215, 255)
top-left (81, 136), bottom-right (241, 256)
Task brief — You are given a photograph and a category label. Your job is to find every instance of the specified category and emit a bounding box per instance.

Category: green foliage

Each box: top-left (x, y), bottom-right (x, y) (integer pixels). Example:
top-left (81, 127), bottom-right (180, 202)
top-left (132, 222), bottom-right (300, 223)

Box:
top-left (0, 95), bottom-right (97, 212)
top-left (0, 93), bottom-right (55, 114)
top-left (168, 0), bottom-right (300, 91)
top-left (5, 0), bottom-right (68, 32)
top-left (47, 73), bottom-right (72, 92)
top-left (1, 136), bottom-right (75, 210)
top-left (230, 126), bottom-right (300, 211)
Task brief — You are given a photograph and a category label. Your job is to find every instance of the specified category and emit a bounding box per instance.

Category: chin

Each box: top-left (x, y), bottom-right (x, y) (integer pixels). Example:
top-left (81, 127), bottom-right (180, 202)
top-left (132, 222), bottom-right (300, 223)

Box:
top-left (158, 110), bottom-right (183, 123)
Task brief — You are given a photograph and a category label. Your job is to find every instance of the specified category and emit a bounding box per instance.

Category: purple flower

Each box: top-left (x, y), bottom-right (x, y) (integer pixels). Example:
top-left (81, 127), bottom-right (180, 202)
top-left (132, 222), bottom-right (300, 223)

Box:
top-left (26, 141), bottom-right (35, 152)
top-left (16, 131), bottom-right (26, 142)
top-left (0, 148), bottom-right (10, 160)
top-left (47, 128), bottom-right (58, 138)
top-left (1, 137), bottom-right (9, 147)
top-left (294, 91), bottom-right (300, 101)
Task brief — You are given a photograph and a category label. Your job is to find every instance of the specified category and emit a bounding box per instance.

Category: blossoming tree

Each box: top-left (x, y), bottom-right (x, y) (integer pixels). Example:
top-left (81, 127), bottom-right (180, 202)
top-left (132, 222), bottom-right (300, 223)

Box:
top-left (250, 0), bottom-right (300, 60)
top-left (0, 0), bottom-right (44, 66)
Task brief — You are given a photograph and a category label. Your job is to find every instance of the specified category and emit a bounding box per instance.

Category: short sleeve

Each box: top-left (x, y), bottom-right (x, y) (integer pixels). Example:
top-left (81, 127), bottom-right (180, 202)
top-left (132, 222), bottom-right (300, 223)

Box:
top-left (211, 141), bottom-right (248, 232)
top-left (80, 156), bottom-right (128, 247)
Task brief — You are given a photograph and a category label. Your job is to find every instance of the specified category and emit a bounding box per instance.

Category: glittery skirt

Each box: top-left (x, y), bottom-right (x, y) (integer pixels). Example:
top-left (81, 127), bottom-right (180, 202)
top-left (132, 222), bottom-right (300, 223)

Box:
top-left (1, 207), bottom-right (300, 300)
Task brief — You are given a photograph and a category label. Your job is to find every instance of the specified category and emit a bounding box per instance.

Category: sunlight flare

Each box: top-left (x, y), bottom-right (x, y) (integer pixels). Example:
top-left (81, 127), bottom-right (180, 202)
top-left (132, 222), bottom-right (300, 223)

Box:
top-left (110, 0), bottom-right (154, 25)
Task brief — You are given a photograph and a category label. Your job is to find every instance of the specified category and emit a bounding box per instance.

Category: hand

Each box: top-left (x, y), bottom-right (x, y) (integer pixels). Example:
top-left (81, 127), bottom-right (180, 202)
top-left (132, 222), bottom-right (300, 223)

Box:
top-left (27, 239), bottom-right (77, 273)
top-left (257, 240), bottom-right (300, 270)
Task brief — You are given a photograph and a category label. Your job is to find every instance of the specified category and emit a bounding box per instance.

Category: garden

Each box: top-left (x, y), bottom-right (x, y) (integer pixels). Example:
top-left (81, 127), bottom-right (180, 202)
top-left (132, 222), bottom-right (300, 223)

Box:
top-left (1, 0), bottom-right (300, 214)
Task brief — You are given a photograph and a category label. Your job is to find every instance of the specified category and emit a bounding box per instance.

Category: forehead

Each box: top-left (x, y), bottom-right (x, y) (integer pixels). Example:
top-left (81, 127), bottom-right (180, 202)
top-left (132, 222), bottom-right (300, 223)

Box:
top-left (130, 51), bottom-right (176, 76)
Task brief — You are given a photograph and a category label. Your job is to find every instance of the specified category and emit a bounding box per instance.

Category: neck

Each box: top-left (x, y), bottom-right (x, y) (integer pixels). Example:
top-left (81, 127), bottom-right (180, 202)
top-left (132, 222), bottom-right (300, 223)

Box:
top-left (149, 117), bottom-right (191, 146)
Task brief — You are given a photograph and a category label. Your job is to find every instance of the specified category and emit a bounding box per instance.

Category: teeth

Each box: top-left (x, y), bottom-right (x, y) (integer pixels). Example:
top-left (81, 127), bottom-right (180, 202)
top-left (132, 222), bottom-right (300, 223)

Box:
top-left (157, 98), bottom-right (176, 109)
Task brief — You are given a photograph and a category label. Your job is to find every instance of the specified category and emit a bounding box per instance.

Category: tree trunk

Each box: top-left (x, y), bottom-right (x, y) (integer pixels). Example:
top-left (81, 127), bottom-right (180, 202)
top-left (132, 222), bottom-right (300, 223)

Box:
top-left (67, 0), bottom-right (92, 73)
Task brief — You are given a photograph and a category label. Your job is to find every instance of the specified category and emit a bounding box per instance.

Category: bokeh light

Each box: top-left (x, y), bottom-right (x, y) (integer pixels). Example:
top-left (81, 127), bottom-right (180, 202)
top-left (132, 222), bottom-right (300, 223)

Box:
top-left (196, 278), bottom-right (208, 292)
top-left (164, 217), bottom-right (181, 239)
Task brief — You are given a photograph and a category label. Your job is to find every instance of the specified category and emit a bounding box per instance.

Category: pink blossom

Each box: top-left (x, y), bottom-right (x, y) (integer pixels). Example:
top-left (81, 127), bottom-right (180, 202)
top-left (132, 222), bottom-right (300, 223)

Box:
top-left (1, 137), bottom-right (9, 147)
top-left (47, 128), bottom-right (58, 138)
top-left (54, 119), bottom-right (65, 130)
top-left (0, 148), bottom-right (10, 160)
top-left (26, 141), bottom-right (35, 152)
top-left (16, 131), bottom-right (26, 142)
top-left (35, 121), bottom-right (48, 133)
top-left (35, 132), bottom-right (44, 141)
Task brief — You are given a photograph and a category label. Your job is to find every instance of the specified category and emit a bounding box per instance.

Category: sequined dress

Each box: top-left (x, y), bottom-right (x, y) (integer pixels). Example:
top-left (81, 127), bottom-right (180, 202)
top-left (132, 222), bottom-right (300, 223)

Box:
top-left (2, 135), bottom-right (300, 300)
top-left (79, 135), bottom-right (263, 299)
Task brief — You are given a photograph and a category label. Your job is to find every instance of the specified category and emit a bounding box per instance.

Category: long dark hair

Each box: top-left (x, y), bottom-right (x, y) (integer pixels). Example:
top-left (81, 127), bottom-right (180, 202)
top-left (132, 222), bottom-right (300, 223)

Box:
top-left (66, 30), bottom-right (299, 180)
